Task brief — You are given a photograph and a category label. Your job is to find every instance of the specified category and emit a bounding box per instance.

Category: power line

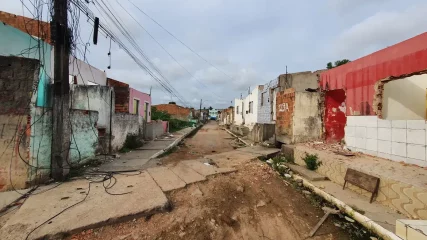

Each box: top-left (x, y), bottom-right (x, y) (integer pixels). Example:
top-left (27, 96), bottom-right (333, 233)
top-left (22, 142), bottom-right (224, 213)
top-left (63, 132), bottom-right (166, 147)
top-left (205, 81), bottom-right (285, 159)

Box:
top-left (70, 0), bottom-right (190, 107)
top-left (128, 0), bottom-right (235, 82)
top-left (117, 0), bottom-right (225, 101)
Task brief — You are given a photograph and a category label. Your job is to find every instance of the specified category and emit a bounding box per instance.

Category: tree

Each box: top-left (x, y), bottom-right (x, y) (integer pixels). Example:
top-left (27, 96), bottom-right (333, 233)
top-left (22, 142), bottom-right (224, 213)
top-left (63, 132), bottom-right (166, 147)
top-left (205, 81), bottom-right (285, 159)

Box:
top-left (151, 106), bottom-right (171, 121)
top-left (209, 106), bottom-right (213, 110)
top-left (326, 59), bottom-right (351, 69)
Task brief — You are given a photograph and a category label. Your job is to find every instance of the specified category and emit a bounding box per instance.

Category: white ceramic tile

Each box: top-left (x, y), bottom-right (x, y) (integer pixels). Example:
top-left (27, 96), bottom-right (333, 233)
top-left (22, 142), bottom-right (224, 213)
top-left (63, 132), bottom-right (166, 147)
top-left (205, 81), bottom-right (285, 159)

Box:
top-left (365, 150), bottom-right (378, 157)
top-left (377, 152), bottom-right (391, 160)
top-left (407, 129), bottom-right (425, 145)
top-left (355, 137), bottom-right (366, 149)
top-left (378, 119), bottom-right (391, 128)
top-left (406, 158), bottom-right (427, 167)
top-left (392, 120), bottom-right (407, 129)
top-left (366, 127), bottom-right (377, 139)
top-left (345, 136), bottom-right (355, 147)
top-left (407, 120), bottom-right (426, 130)
top-left (365, 116), bottom-right (378, 128)
top-left (346, 116), bottom-right (357, 127)
top-left (355, 116), bottom-right (367, 127)
top-left (366, 139), bottom-right (377, 152)
top-left (345, 126), bottom-right (355, 137)
top-left (355, 127), bottom-right (367, 138)
top-left (407, 144), bottom-right (426, 161)
top-left (378, 140), bottom-right (391, 154)
top-left (392, 142), bottom-right (407, 157)
top-left (378, 128), bottom-right (392, 141)
top-left (391, 154), bottom-right (407, 163)
top-left (392, 128), bottom-right (407, 143)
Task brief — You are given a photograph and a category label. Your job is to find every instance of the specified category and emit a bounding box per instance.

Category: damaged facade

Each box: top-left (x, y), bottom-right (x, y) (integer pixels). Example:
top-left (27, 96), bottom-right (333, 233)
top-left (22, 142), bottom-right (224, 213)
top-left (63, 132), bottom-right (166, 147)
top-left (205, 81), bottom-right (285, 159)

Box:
top-left (0, 12), bottom-right (164, 191)
top-left (321, 32), bottom-right (427, 167)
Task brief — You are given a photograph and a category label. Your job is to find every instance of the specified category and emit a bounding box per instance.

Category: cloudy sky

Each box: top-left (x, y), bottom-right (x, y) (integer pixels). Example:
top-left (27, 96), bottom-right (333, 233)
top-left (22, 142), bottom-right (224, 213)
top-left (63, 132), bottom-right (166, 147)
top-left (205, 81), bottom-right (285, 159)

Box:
top-left (3, 0), bottom-right (427, 108)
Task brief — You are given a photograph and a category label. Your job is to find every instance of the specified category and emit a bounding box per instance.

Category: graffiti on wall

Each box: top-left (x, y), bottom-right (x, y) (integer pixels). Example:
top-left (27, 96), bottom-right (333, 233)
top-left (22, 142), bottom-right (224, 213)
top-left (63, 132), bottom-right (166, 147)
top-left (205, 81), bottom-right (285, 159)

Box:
top-left (278, 103), bottom-right (289, 112)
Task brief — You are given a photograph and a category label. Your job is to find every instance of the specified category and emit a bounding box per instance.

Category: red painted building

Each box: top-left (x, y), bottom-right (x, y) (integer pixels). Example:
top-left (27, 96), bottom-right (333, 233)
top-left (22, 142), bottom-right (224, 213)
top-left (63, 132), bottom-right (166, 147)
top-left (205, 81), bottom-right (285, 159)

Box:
top-left (320, 32), bottom-right (427, 142)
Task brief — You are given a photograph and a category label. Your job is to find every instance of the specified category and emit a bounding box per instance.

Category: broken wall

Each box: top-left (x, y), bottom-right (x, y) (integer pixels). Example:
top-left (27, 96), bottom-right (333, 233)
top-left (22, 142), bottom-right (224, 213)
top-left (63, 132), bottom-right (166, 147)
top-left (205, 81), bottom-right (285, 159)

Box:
top-left (145, 120), bottom-right (166, 140)
top-left (382, 73), bottom-right (427, 120)
top-left (0, 56), bottom-right (39, 191)
top-left (275, 88), bottom-right (295, 144)
top-left (293, 92), bottom-right (322, 142)
top-left (111, 113), bottom-right (141, 151)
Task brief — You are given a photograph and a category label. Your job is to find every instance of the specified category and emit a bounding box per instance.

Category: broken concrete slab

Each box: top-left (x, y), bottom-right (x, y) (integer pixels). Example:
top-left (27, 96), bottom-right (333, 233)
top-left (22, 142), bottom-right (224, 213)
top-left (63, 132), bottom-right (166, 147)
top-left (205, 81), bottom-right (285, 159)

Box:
top-left (0, 172), bottom-right (169, 240)
top-left (182, 160), bottom-right (236, 177)
top-left (237, 146), bottom-right (280, 158)
top-left (285, 163), bottom-right (327, 181)
top-left (147, 167), bottom-right (186, 192)
top-left (0, 189), bottom-right (30, 210)
top-left (169, 163), bottom-right (206, 184)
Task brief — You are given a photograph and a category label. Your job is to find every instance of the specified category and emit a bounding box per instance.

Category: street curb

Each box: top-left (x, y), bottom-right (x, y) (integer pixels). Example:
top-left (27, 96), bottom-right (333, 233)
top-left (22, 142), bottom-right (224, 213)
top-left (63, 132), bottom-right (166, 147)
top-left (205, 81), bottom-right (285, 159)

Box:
top-left (223, 128), bottom-right (250, 146)
top-left (293, 175), bottom-right (401, 240)
top-left (150, 125), bottom-right (203, 159)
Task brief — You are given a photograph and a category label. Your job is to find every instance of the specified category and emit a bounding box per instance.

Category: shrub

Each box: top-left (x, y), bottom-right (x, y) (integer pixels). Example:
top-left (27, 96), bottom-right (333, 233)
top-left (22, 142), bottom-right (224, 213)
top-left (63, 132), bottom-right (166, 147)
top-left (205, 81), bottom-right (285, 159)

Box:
top-left (303, 153), bottom-right (322, 170)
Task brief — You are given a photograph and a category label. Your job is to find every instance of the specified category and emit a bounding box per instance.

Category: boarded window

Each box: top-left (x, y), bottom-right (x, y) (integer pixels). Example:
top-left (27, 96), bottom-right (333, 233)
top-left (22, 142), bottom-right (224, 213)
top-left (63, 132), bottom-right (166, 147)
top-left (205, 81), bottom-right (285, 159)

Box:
top-left (133, 99), bottom-right (140, 115)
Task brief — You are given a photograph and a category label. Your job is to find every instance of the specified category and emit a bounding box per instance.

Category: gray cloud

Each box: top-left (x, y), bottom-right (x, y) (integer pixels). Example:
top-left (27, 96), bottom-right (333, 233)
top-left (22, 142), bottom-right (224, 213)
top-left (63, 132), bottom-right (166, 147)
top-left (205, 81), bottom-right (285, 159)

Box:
top-left (2, 0), bottom-right (427, 109)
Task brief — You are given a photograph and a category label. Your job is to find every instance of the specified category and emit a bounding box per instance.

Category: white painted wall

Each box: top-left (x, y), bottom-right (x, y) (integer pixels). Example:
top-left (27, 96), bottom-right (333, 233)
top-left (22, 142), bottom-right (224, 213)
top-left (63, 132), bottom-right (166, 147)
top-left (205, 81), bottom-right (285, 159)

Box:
top-left (345, 116), bottom-right (427, 167)
top-left (51, 50), bottom-right (107, 86)
top-left (234, 99), bottom-right (244, 125)
top-left (383, 74), bottom-right (427, 120)
top-left (243, 86), bottom-right (261, 129)
top-left (258, 79), bottom-right (278, 124)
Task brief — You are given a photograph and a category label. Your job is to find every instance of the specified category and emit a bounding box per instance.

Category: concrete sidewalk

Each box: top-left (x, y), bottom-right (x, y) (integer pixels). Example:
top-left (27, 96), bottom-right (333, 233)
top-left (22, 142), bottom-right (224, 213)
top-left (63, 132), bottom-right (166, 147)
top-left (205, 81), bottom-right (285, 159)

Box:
top-left (98, 127), bottom-right (196, 172)
top-left (0, 144), bottom-right (278, 240)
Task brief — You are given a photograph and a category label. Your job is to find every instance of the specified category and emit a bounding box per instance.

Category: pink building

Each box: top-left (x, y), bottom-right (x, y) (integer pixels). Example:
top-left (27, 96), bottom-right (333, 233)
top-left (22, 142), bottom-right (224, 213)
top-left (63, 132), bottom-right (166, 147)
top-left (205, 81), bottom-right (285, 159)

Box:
top-left (107, 78), bottom-right (151, 122)
top-left (129, 88), bottom-right (151, 122)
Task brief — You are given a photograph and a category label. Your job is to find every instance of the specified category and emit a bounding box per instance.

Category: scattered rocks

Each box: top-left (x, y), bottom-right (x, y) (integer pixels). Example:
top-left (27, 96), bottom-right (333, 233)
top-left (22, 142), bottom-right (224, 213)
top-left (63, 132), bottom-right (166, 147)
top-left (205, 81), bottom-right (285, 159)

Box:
top-left (295, 179), bottom-right (303, 187)
top-left (284, 174), bottom-right (292, 178)
top-left (266, 159), bottom-right (273, 165)
top-left (319, 185), bottom-right (325, 189)
top-left (236, 186), bottom-right (244, 192)
top-left (277, 213), bottom-right (283, 217)
top-left (191, 188), bottom-right (204, 197)
top-left (345, 216), bottom-right (355, 223)
top-left (178, 232), bottom-right (186, 238)
top-left (256, 200), bottom-right (266, 207)
top-left (302, 190), bottom-right (311, 195)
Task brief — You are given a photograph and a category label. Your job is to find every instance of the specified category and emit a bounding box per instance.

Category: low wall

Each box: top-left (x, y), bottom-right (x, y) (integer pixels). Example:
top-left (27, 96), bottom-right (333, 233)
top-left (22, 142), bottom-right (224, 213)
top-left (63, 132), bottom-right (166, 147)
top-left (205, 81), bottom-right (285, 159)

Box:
top-left (345, 116), bottom-right (427, 167)
top-left (146, 121), bottom-right (166, 140)
top-left (69, 110), bottom-right (99, 164)
top-left (162, 121), bottom-right (169, 133)
top-left (111, 113), bottom-right (141, 151)
top-left (247, 123), bottom-right (275, 143)
top-left (294, 145), bottom-right (427, 220)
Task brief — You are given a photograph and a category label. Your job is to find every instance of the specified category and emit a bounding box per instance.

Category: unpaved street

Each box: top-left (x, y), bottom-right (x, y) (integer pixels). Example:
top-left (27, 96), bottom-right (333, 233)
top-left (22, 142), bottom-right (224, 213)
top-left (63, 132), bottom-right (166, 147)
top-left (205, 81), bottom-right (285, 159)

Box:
top-left (70, 122), bottom-right (352, 240)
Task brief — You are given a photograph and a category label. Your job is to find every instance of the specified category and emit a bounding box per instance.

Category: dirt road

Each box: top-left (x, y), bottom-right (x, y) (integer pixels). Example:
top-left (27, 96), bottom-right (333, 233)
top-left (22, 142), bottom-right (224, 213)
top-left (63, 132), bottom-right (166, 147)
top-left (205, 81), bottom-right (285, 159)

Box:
top-left (69, 122), bottom-right (354, 240)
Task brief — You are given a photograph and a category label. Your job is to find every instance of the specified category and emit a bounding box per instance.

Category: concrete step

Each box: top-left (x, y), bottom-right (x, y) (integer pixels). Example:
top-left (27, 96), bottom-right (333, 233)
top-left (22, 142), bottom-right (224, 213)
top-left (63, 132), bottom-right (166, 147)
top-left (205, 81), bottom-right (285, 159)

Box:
top-left (285, 163), bottom-right (328, 181)
top-left (396, 219), bottom-right (427, 240)
top-left (182, 160), bottom-right (236, 176)
top-left (170, 163), bottom-right (206, 184)
top-left (147, 167), bottom-right (186, 192)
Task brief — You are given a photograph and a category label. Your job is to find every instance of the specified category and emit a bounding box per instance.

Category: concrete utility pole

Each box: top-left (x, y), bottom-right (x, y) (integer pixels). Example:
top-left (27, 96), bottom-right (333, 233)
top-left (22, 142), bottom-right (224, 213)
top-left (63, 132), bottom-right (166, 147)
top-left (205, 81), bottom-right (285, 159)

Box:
top-left (51, 0), bottom-right (71, 180)
top-left (199, 99), bottom-right (202, 123)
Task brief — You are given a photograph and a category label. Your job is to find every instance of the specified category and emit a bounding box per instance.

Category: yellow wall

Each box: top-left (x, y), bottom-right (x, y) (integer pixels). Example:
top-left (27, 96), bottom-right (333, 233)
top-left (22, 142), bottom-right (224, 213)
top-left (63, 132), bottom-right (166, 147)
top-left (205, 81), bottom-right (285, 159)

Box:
top-left (383, 74), bottom-right (427, 120)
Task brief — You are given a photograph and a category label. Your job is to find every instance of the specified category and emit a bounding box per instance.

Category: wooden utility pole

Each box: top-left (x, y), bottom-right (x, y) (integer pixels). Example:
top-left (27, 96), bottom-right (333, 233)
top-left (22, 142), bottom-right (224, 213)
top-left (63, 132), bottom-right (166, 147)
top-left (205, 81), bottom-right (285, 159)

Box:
top-left (52, 0), bottom-right (71, 180)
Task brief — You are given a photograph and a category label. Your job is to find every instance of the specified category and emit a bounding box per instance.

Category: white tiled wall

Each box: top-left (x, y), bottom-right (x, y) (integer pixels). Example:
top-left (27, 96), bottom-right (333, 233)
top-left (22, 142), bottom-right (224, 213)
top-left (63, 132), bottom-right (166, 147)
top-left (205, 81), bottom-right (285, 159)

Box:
top-left (345, 116), bottom-right (427, 167)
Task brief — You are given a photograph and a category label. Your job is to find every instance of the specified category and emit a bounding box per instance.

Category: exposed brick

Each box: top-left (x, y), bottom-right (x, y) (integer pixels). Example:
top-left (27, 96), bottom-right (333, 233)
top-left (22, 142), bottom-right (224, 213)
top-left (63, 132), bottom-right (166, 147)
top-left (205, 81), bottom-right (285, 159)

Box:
top-left (153, 104), bottom-right (191, 121)
top-left (0, 11), bottom-right (51, 44)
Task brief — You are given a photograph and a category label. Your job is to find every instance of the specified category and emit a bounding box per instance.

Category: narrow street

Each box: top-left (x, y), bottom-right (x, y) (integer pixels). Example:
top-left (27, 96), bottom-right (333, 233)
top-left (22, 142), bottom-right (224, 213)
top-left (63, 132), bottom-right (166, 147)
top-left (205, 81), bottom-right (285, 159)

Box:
top-left (69, 121), bottom-right (352, 240)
